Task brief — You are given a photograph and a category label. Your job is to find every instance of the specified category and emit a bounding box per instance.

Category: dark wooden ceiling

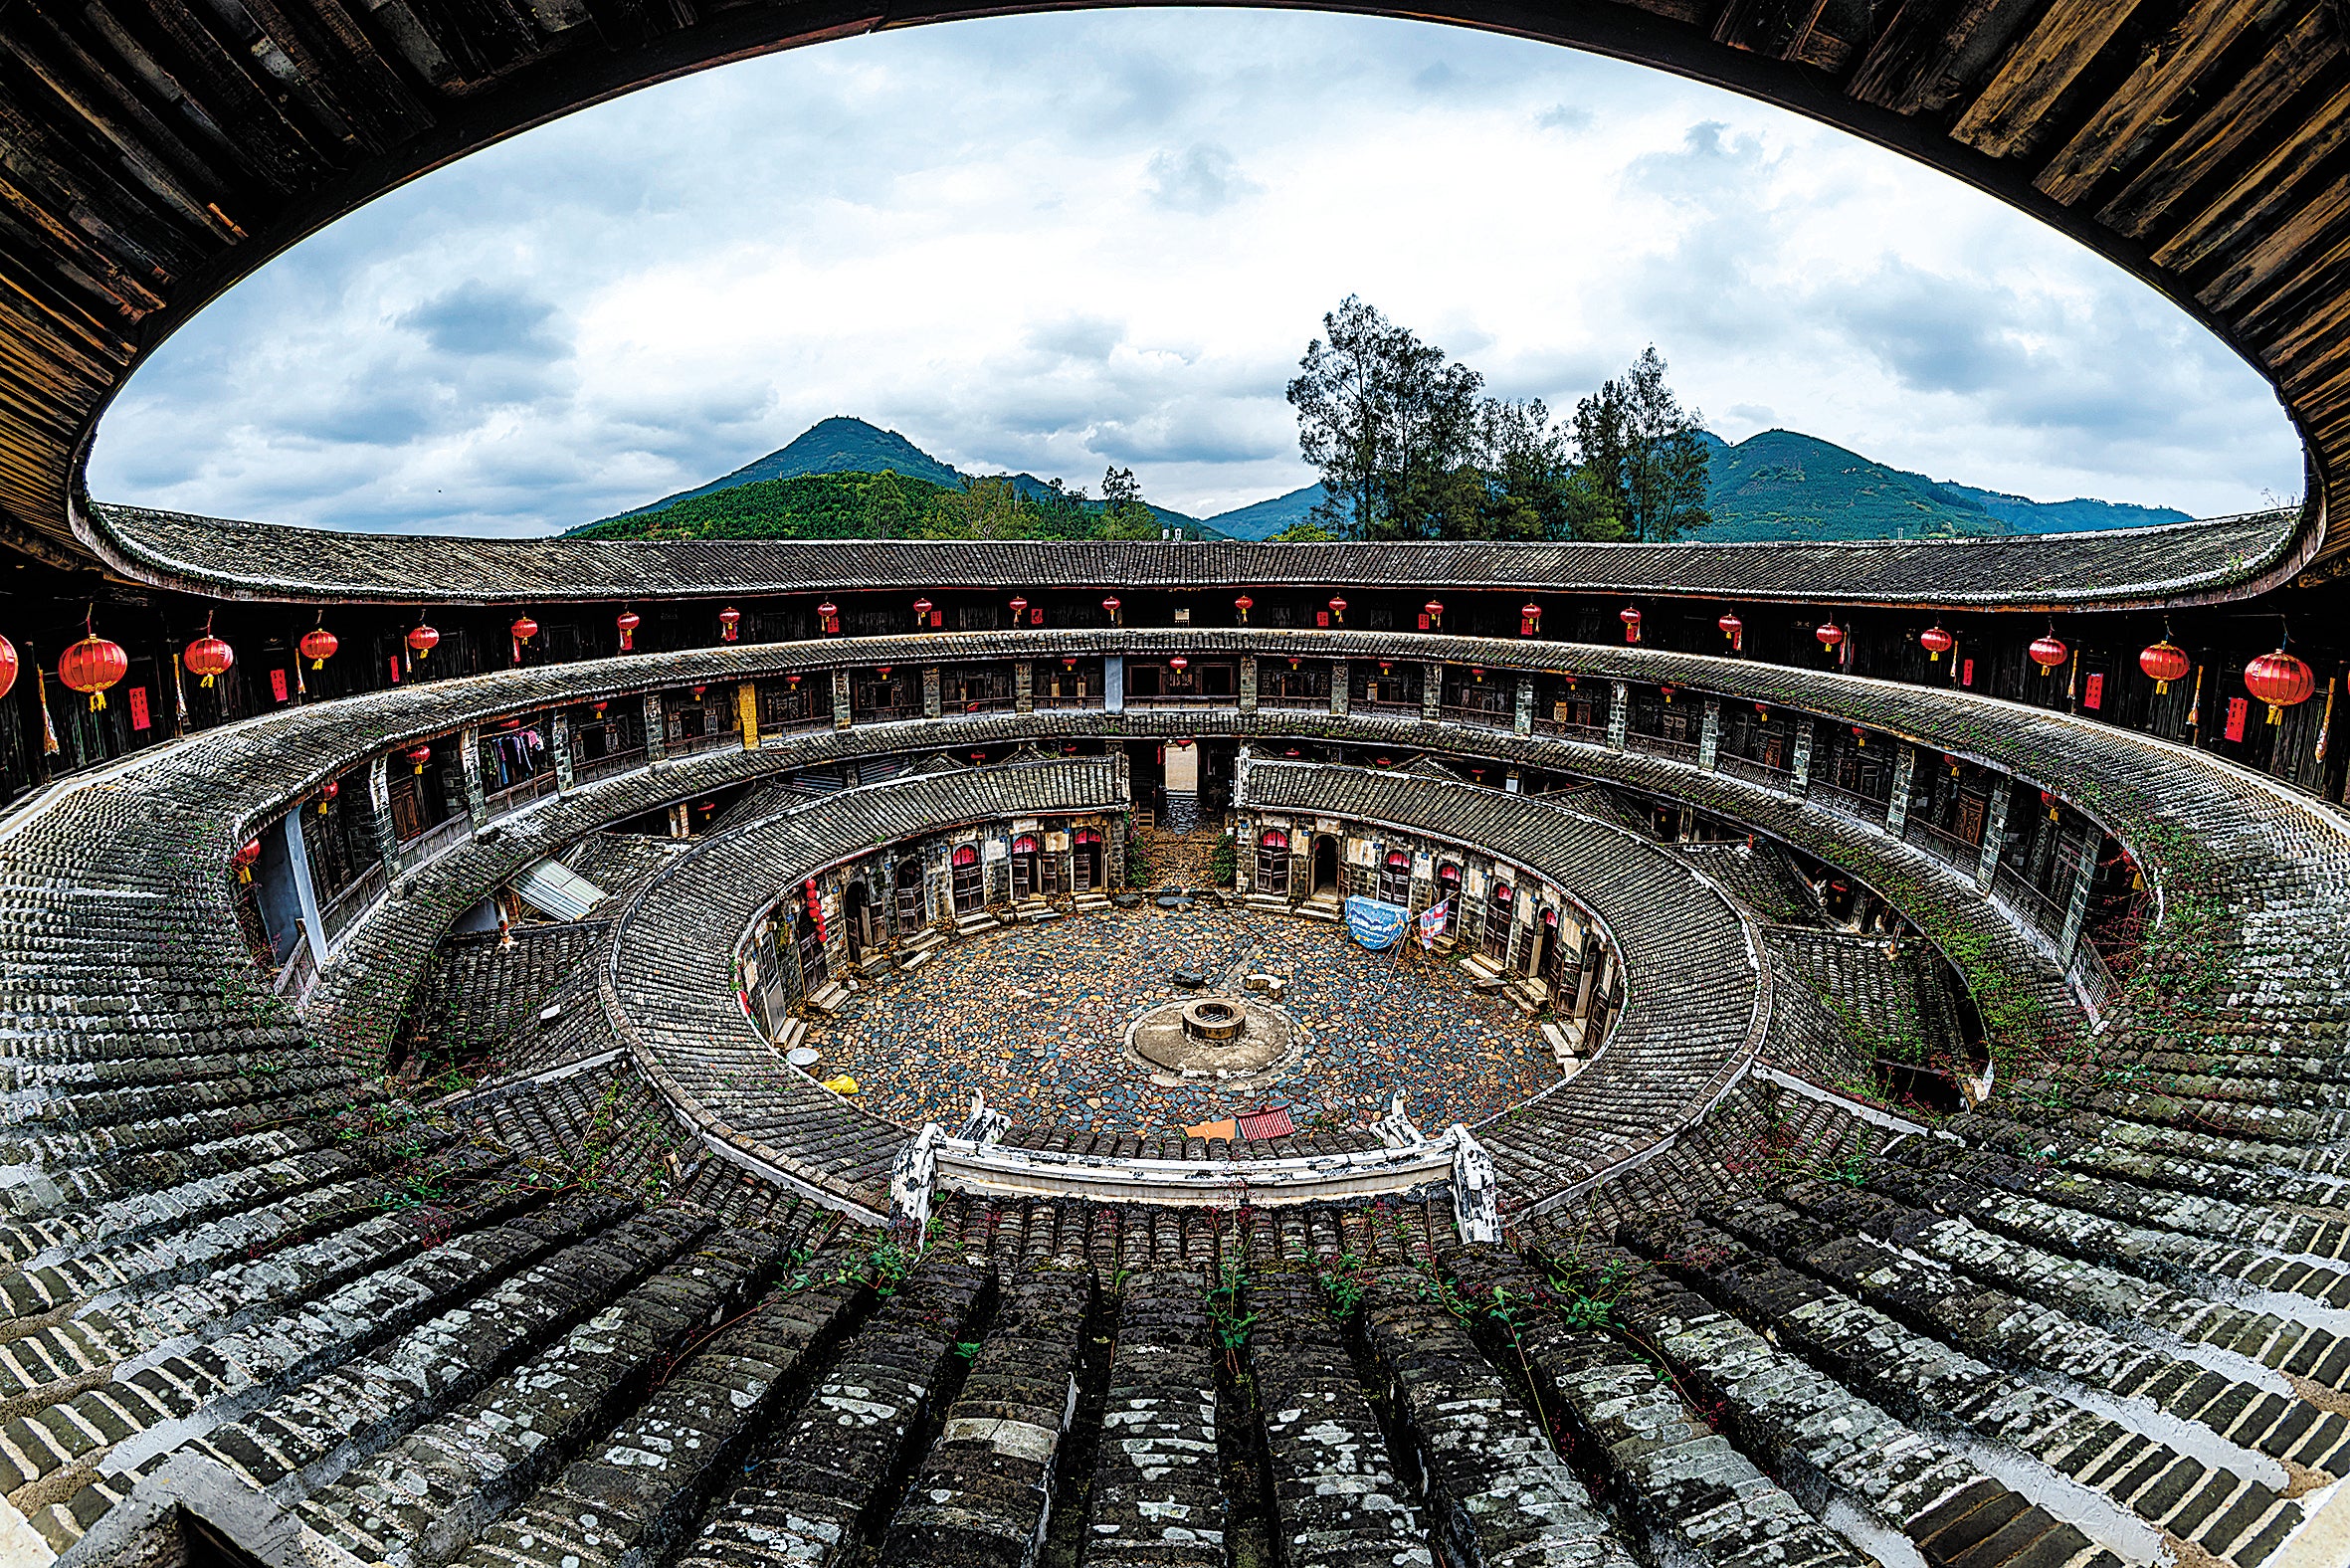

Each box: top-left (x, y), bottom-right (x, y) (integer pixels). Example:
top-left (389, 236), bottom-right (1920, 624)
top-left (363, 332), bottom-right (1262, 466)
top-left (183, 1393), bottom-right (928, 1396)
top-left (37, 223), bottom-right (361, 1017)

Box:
top-left (9, 0), bottom-right (2350, 593)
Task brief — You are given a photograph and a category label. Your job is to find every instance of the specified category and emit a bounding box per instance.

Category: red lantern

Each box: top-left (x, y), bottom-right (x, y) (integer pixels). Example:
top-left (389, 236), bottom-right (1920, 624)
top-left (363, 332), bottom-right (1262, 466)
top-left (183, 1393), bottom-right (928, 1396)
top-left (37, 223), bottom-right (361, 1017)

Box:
top-left (718, 607), bottom-right (741, 643)
top-left (405, 622), bottom-right (439, 661)
top-left (299, 626), bottom-right (338, 670)
top-left (509, 614), bottom-right (538, 664)
top-left (183, 618), bottom-right (234, 688)
top-left (1008, 595), bottom-right (1029, 622)
top-left (0, 636), bottom-right (18, 701)
top-left (2245, 647), bottom-right (2314, 724)
top-left (1816, 621), bottom-right (1845, 653)
top-left (2140, 640), bottom-right (2190, 693)
top-left (877, 665), bottom-right (892, 681)
top-left (1522, 601), bottom-right (1542, 638)
top-left (616, 610), bottom-right (641, 651)
top-left (317, 779), bottom-right (339, 816)
top-left (1169, 655), bottom-right (1189, 672)
top-left (59, 627), bottom-right (127, 711)
top-left (1661, 685), bottom-right (1676, 703)
top-left (1424, 598), bottom-right (1444, 629)
top-left (230, 840), bottom-right (261, 883)
top-left (1618, 606), bottom-right (1640, 644)
top-left (404, 744), bottom-right (432, 775)
top-left (1102, 595), bottom-right (1122, 624)
top-left (1919, 625), bottom-right (1954, 663)
top-left (1328, 595), bottom-right (1347, 624)
top-left (912, 597), bottom-right (934, 625)
top-left (1235, 594), bottom-right (1254, 622)
top-left (2029, 630), bottom-right (2068, 675)
top-left (1718, 610), bottom-right (1743, 652)
top-left (817, 601), bottom-right (839, 635)
top-left (2039, 789), bottom-right (2058, 821)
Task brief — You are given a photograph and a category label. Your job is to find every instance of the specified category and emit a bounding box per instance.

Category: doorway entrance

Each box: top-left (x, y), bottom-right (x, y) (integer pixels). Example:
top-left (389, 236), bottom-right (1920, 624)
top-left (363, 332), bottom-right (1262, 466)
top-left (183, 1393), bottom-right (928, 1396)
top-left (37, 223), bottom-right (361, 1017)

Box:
top-left (1311, 836), bottom-right (1339, 895)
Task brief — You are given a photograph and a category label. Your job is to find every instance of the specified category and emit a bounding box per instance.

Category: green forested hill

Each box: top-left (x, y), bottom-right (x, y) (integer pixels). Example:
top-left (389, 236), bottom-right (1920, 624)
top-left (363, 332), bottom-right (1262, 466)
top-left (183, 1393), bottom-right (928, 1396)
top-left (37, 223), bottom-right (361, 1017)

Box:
top-left (571, 469), bottom-right (1183, 542)
top-left (579, 416), bottom-right (2192, 544)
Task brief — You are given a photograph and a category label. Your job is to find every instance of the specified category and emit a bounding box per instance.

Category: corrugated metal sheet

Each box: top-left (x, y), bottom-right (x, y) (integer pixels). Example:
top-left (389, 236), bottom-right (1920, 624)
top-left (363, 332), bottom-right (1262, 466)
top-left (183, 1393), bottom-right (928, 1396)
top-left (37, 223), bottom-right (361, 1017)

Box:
top-left (513, 859), bottom-right (608, 921)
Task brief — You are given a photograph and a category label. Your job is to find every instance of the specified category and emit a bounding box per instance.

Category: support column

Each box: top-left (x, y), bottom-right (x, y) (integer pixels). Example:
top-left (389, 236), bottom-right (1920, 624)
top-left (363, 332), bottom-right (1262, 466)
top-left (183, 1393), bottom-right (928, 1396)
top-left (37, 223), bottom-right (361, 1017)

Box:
top-left (276, 810), bottom-right (324, 958)
top-left (1239, 655), bottom-right (1258, 713)
top-left (1015, 661), bottom-right (1034, 713)
top-left (1331, 662), bottom-right (1349, 717)
top-left (923, 667), bottom-right (942, 719)
top-left (737, 681), bottom-right (760, 750)
top-left (1606, 682), bottom-right (1629, 750)
top-left (832, 669), bottom-right (852, 729)
top-left (366, 756), bottom-right (398, 883)
top-left (643, 693), bottom-right (667, 762)
top-left (2057, 832), bottom-right (2100, 961)
top-left (551, 711), bottom-right (573, 790)
top-left (459, 723), bottom-right (487, 828)
top-left (1698, 699), bottom-right (1720, 771)
top-left (1514, 676), bottom-right (1534, 737)
top-left (1975, 776), bottom-right (2012, 891)
top-left (1790, 718), bottom-right (1815, 795)
top-left (1103, 656), bottom-right (1124, 714)
top-left (1884, 746), bottom-right (1916, 834)
top-left (1422, 663), bottom-right (1443, 722)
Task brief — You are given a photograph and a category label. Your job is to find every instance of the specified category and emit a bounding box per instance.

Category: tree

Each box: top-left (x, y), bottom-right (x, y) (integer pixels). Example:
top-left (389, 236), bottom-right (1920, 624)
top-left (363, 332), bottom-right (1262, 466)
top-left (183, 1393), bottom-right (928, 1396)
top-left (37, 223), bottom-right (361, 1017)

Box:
top-left (1097, 466), bottom-right (1158, 538)
top-left (1287, 295), bottom-right (1483, 540)
top-left (1269, 519), bottom-right (1338, 542)
top-left (1571, 346), bottom-right (1711, 541)
top-left (1469, 397), bottom-right (1576, 540)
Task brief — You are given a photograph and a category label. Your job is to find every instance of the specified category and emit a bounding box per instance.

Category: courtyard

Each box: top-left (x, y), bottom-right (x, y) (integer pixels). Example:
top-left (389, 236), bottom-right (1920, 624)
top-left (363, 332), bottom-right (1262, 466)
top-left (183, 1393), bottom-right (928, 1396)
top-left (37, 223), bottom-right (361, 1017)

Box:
top-left (804, 904), bottom-right (1558, 1136)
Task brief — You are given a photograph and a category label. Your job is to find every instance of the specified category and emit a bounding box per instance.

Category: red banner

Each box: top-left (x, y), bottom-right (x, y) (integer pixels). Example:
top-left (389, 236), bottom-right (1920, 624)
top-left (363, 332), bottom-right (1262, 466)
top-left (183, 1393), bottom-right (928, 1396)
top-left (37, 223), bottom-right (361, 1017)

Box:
top-left (2225, 696), bottom-right (2248, 742)
top-left (127, 686), bottom-right (150, 731)
top-left (2083, 673), bottom-right (2103, 710)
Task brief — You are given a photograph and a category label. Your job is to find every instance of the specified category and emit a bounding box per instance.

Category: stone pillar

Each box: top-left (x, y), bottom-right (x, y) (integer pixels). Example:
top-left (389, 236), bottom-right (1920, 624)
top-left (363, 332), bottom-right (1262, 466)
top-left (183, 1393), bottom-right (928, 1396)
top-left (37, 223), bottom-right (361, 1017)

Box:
top-left (1331, 662), bottom-right (1350, 717)
top-left (923, 667), bottom-right (942, 719)
top-left (366, 755), bottom-right (398, 883)
top-left (643, 693), bottom-right (667, 762)
top-left (1422, 663), bottom-right (1443, 722)
top-left (1885, 746), bottom-right (1916, 834)
top-left (1606, 682), bottom-right (1630, 750)
top-left (2057, 832), bottom-right (2100, 961)
top-left (551, 711), bottom-right (574, 790)
top-left (1239, 655), bottom-right (1258, 713)
top-left (832, 669), bottom-right (852, 729)
top-left (459, 723), bottom-right (487, 828)
top-left (1103, 656), bottom-right (1125, 714)
top-left (276, 810), bottom-right (324, 957)
top-left (1015, 661), bottom-right (1034, 713)
top-left (1698, 699), bottom-right (1720, 772)
top-left (1790, 718), bottom-right (1814, 795)
top-left (1514, 676), bottom-right (1534, 737)
top-left (1975, 776), bottom-right (2012, 890)
top-left (1232, 744), bottom-right (1253, 809)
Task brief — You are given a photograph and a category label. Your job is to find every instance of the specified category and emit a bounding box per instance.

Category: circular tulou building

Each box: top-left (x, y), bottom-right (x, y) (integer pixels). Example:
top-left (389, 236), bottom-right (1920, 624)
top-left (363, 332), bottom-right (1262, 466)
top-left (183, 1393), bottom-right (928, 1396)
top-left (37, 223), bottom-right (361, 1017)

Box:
top-left (10, 6), bottom-right (2350, 1568)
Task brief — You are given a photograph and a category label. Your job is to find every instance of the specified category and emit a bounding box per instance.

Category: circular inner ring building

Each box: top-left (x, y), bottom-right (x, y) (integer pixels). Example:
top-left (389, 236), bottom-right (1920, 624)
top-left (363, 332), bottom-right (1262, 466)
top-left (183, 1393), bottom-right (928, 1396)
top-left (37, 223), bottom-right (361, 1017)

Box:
top-left (5, 7), bottom-right (2350, 1568)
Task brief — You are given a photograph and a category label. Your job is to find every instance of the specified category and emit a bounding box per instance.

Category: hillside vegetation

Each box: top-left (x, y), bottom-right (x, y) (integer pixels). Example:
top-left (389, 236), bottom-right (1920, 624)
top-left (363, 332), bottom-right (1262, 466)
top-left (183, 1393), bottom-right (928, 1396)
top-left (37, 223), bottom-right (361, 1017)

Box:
top-left (572, 469), bottom-right (1178, 542)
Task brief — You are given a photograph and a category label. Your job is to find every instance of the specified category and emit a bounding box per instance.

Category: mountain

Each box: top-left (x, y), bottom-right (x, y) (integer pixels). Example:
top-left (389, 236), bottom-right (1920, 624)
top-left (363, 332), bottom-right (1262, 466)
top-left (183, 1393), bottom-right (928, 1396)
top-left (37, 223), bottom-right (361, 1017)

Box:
top-left (1698, 430), bottom-right (2002, 541)
top-left (1698, 430), bottom-right (2191, 541)
top-left (1921, 479), bottom-right (2189, 534)
top-left (615, 417), bottom-right (964, 519)
top-left (586, 416), bottom-right (2192, 545)
top-left (1204, 484), bottom-right (1329, 539)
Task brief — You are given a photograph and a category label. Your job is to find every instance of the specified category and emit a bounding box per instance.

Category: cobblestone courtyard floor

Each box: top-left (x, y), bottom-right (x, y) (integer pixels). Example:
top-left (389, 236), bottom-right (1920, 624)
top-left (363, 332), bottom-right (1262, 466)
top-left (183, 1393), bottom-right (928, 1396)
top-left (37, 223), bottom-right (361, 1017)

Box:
top-left (806, 905), bottom-right (1556, 1136)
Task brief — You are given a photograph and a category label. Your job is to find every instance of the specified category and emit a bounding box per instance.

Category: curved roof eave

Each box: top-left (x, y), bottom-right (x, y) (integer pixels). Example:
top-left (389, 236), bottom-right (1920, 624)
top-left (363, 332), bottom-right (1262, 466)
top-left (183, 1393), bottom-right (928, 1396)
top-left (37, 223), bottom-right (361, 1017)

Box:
top-left (80, 493), bottom-right (2321, 613)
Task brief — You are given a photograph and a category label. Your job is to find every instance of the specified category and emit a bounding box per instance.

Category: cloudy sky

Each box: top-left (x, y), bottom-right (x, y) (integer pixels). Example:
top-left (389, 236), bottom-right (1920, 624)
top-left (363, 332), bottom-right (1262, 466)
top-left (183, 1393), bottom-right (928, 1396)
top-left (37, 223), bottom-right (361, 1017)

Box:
top-left (90, 9), bottom-right (2304, 534)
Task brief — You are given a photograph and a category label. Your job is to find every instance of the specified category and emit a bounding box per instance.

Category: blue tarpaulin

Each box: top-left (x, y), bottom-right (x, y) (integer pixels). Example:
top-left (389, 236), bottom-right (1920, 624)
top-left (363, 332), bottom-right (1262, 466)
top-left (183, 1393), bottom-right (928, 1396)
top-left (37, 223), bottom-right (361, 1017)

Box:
top-left (1345, 895), bottom-right (1410, 951)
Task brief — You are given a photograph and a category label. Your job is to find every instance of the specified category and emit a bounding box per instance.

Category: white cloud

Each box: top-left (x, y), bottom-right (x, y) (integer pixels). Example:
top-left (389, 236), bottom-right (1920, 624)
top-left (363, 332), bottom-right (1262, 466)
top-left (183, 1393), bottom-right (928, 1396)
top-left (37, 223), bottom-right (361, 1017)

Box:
top-left (89, 9), bottom-right (2301, 532)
